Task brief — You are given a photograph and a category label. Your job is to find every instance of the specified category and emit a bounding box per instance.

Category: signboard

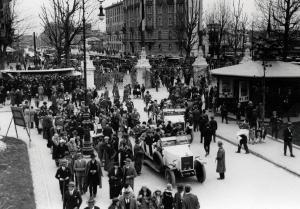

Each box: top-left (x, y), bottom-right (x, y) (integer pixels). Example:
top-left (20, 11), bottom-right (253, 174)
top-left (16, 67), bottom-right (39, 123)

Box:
top-left (239, 81), bottom-right (249, 102)
top-left (219, 78), bottom-right (233, 98)
top-left (11, 107), bottom-right (26, 127)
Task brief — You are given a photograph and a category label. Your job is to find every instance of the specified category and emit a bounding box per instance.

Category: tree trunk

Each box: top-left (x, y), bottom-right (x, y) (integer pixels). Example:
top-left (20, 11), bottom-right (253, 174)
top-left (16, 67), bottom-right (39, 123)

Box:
top-left (0, 49), bottom-right (6, 70)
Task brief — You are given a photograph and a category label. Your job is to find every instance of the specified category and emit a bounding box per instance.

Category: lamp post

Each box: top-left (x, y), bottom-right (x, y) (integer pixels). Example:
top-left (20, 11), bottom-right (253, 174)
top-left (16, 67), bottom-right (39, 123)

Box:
top-left (82, 0), bottom-right (105, 102)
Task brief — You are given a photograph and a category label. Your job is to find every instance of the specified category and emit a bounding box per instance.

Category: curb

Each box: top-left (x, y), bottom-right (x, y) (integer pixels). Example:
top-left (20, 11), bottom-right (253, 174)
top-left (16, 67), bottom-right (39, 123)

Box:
top-left (216, 134), bottom-right (300, 178)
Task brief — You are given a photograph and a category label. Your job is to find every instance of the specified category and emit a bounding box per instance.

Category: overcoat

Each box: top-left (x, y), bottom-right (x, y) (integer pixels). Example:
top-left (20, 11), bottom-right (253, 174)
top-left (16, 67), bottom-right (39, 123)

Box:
top-left (216, 147), bottom-right (226, 173)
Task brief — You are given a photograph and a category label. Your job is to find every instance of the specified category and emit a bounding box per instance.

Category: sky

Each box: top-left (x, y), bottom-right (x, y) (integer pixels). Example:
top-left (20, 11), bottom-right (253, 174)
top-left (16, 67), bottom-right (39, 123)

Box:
top-left (17, 0), bottom-right (257, 35)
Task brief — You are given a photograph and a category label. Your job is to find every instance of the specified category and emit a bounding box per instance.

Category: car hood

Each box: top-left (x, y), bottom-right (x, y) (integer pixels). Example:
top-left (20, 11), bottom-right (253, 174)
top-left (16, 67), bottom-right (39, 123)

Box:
top-left (163, 144), bottom-right (193, 165)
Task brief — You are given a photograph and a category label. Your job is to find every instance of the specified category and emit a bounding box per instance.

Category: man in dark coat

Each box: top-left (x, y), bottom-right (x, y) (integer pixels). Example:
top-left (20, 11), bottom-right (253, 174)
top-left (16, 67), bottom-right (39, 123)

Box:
top-left (216, 141), bottom-right (226, 180)
top-left (108, 162), bottom-right (124, 199)
top-left (283, 122), bottom-right (295, 157)
top-left (133, 139), bottom-right (144, 175)
top-left (208, 116), bottom-right (218, 142)
top-left (63, 181), bottom-right (82, 209)
top-left (203, 123), bottom-right (212, 156)
top-left (85, 153), bottom-right (103, 198)
top-left (122, 158), bottom-right (137, 190)
top-left (192, 107), bottom-right (201, 132)
top-left (182, 185), bottom-right (200, 209)
top-left (55, 160), bottom-right (71, 198)
top-left (174, 184), bottom-right (184, 209)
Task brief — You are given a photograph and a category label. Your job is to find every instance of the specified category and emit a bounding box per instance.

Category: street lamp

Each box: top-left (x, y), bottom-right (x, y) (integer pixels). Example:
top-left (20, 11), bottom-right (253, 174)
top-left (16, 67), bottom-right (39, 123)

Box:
top-left (82, 0), bottom-right (105, 101)
top-left (98, 0), bottom-right (105, 21)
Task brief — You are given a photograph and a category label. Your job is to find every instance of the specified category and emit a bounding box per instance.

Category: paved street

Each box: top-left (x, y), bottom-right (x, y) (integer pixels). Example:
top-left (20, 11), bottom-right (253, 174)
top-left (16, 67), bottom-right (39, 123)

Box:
top-left (1, 85), bottom-right (300, 209)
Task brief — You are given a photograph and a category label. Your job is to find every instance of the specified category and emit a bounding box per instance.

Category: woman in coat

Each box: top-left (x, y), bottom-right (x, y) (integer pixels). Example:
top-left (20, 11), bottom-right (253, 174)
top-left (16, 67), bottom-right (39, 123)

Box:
top-left (137, 186), bottom-right (152, 209)
top-left (150, 190), bottom-right (163, 209)
top-left (216, 141), bottom-right (226, 180)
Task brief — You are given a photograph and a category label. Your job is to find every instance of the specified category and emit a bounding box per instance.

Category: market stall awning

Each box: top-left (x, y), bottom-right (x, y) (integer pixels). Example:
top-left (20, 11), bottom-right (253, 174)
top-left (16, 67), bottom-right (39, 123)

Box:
top-left (211, 60), bottom-right (300, 78)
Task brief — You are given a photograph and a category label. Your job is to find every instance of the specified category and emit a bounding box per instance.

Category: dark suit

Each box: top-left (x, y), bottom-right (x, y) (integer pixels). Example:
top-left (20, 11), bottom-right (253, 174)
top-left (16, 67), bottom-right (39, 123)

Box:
top-left (182, 193), bottom-right (200, 209)
top-left (283, 127), bottom-right (293, 156)
top-left (108, 167), bottom-right (124, 199)
top-left (119, 196), bottom-right (138, 209)
top-left (174, 192), bottom-right (184, 209)
top-left (63, 189), bottom-right (82, 209)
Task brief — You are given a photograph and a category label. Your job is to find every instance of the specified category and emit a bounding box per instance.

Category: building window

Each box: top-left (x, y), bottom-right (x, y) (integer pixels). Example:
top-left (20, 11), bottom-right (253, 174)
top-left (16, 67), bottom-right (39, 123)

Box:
top-left (147, 6), bottom-right (152, 14)
top-left (168, 31), bottom-right (172, 39)
top-left (158, 31), bottom-right (162, 39)
top-left (168, 17), bottom-right (173, 26)
top-left (168, 5), bottom-right (173, 13)
top-left (158, 17), bottom-right (162, 26)
top-left (158, 6), bottom-right (162, 14)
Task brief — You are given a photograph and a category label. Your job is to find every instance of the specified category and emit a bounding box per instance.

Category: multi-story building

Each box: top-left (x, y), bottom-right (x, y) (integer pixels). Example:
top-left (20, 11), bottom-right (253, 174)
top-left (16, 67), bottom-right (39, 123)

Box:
top-left (122, 0), bottom-right (203, 56)
top-left (105, 1), bottom-right (125, 54)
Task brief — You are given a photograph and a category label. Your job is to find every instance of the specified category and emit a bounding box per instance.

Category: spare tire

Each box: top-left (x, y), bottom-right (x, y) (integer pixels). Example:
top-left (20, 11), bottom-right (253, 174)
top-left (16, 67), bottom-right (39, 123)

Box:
top-left (194, 161), bottom-right (206, 183)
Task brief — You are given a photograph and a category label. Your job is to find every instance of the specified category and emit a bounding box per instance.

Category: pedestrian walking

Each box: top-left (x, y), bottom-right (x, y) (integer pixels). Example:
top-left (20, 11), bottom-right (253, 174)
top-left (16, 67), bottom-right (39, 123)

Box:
top-left (220, 103), bottom-right (228, 124)
top-left (182, 185), bottom-right (200, 209)
top-left (85, 153), bottom-right (103, 198)
top-left (283, 122), bottom-right (295, 157)
top-left (55, 160), bottom-right (71, 199)
top-left (108, 162), bottom-right (124, 199)
top-left (209, 116), bottom-right (218, 143)
top-left (134, 139), bottom-right (144, 175)
top-left (174, 184), bottom-right (184, 209)
top-left (269, 111), bottom-right (282, 140)
top-left (162, 184), bottom-right (173, 209)
top-left (119, 189), bottom-right (138, 209)
top-left (216, 141), bottom-right (226, 180)
top-left (73, 153), bottom-right (87, 194)
top-left (203, 123), bottom-right (212, 156)
top-left (63, 181), bottom-right (82, 209)
top-left (122, 158), bottom-right (137, 190)
top-left (236, 134), bottom-right (249, 154)
top-left (137, 186), bottom-right (152, 209)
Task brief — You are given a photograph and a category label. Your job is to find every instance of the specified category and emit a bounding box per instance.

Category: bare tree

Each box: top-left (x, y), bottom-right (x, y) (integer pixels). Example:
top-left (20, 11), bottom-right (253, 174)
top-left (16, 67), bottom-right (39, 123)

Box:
top-left (40, 0), bottom-right (97, 67)
top-left (206, 0), bottom-right (231, 58)
top-left (0, 0), bottom-right (28, 69)
top-left (256, 0), bottom-right (300, 60)
top-left (175, 0), bottom-right (200, 59)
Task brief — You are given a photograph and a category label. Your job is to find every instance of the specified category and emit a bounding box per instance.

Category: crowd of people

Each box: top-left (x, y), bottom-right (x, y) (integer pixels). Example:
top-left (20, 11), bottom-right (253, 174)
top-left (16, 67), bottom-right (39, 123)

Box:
top-left (1, 70), bottom-right (206, 209)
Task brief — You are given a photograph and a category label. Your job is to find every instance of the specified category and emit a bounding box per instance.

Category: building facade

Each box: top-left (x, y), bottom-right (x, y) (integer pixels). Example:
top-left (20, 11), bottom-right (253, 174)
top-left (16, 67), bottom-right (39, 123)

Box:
top-left (105, 1), bottom-right (125, 54)
top-left (121, 0), bottom-right (203, 56)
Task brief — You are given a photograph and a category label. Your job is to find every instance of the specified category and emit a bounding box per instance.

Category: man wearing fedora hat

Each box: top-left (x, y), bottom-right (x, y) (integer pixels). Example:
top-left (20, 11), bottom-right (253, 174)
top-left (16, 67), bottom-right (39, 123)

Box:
top-left (122, 158), bottom-right (137, 190)
top-left (55, 159), bottom-right (71, 199)
top-left (283, 122), bottom-right (295, 157)
top-left (119, 189), bottom-right (138, 209)
top-left (84, 198), bottom-right (100, 209)
top-left (63, 181), bottom-right (82, 209)
top-left (85, 153), bottom-right (103, 198)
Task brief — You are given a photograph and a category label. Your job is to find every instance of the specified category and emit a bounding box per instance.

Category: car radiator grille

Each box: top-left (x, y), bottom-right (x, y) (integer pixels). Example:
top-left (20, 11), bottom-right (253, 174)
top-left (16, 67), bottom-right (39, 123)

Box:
top-left (181, 156), bottom-right (193, 170)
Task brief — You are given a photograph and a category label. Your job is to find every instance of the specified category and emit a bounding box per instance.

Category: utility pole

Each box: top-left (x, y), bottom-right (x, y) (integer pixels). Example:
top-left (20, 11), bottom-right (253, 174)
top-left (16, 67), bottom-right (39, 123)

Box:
top-left (82, 0), bottom-right (87, 103)
top-left (33, 32), bottom-right (37, 68)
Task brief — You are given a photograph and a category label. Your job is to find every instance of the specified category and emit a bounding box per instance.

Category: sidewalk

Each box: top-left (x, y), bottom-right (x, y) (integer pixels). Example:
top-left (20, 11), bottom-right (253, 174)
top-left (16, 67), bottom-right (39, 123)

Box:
top-left (214, 116), bottom-right (300, 177)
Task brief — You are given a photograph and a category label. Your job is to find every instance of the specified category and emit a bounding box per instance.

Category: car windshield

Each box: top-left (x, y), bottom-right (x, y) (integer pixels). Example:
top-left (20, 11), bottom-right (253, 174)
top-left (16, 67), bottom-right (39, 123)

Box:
top-left (161, 136), bottom-right (190, 147)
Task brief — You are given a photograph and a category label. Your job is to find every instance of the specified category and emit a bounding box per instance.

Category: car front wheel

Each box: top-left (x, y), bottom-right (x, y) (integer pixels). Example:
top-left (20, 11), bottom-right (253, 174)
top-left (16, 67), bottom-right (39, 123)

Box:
top-left (165, 168), bottom-right (176, 187)
top-left (194, 161), bottom-right (206, 183)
